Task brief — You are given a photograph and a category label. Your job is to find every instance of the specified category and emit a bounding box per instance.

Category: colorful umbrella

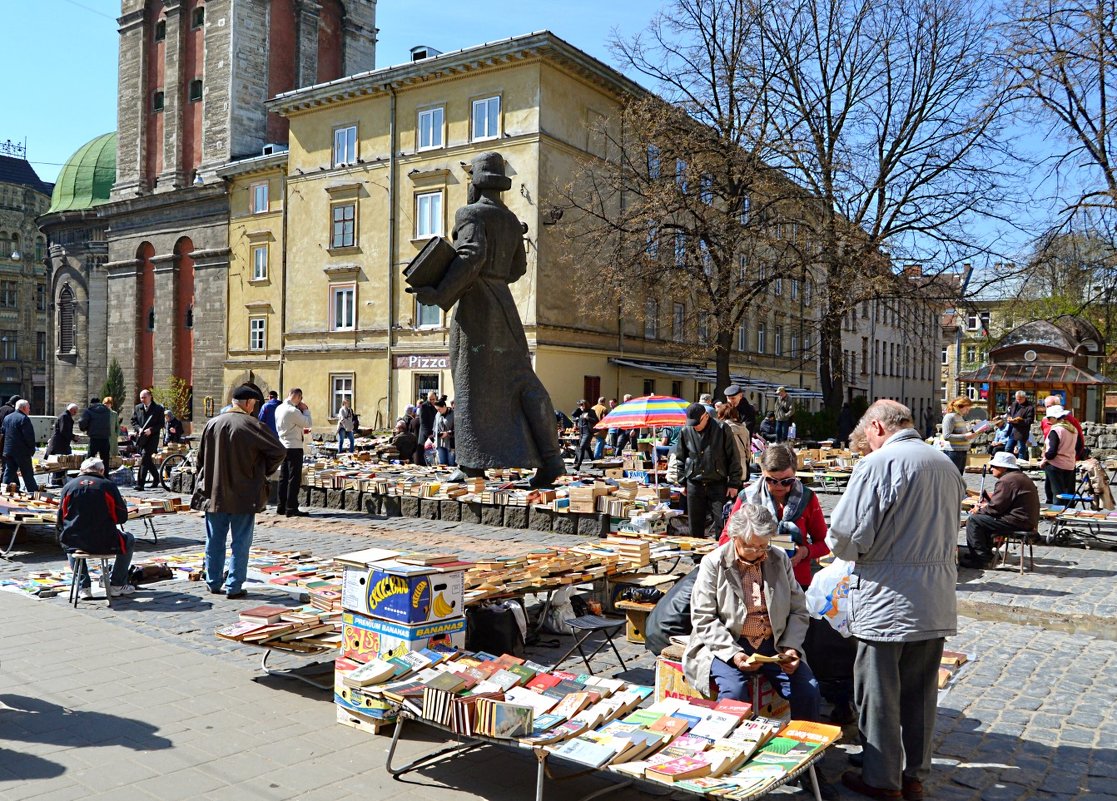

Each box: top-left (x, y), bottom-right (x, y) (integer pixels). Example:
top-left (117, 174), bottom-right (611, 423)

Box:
top-left (594, 395), bottom-right (689, 430)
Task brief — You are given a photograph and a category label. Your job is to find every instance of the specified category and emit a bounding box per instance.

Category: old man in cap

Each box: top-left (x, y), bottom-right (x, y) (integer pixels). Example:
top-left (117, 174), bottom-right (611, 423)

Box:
top-left (191, 382), bottom-right (286, 599)
top-left (408, 151), bottom-right (565, 488)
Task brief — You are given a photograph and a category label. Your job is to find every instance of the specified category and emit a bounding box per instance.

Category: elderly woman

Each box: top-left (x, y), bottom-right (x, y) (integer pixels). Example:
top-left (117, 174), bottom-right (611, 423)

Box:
top-left (684, 503), bottom-right (821, 720)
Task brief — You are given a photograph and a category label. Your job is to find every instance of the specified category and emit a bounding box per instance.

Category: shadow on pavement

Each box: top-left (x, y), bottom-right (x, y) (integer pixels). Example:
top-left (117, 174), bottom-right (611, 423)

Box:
top-left (0, 746), bottom-right (65, 781)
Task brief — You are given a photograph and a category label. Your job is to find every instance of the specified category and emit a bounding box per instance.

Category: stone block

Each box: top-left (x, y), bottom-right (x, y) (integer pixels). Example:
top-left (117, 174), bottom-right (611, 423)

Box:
top-left (170, 473), bottom-right (181, 493)
top-left (363, 494), bottom-right (382, 515)
top-left (400, 496), bottom-right (420, 518)
top-left (301, 486), bottom-right (312, 508)
top-left (326, 489), bottom-right (345, 510)
top-left (577, 514), bottom-right (607, 537)
top-left (552, 513), bottom-right (577, 535)
top-left (344, 491), bottom-right (362, 512)
top-left (481, 505), bottom-right (503, 527)
top-left (528, 506), bottom-right (553, 532)
top-left (440, 500), bottom-right (461, 521)
top-left (503, 506), bottom-right (528, 529)
top-left (382, 495), bottom-right (401, 517)
top-left (310, 487), bottom-right (328, 508)
top-left (419, 498), bottom-right (440, 520)
top-left (461, 502), bottom-right (481, 524)
top-left (181, 473), bottom-right (194, 493)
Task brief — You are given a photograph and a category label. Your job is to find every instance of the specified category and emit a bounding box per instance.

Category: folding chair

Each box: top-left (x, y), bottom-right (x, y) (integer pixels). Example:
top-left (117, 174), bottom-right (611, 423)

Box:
top-left (1056, 468), bottom-right (1095, 512)
top-left (554, 615), bottom-right (627, 675)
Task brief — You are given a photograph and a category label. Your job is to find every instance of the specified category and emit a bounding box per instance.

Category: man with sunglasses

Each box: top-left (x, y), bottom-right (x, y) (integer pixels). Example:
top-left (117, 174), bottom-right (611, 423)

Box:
top-left (666, 402), bottom-right (743, 538)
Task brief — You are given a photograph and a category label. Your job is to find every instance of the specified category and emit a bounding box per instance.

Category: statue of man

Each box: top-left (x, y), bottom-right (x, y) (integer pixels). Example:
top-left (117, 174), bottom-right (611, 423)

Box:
top-left (409, 152), bottom-right (566, 488)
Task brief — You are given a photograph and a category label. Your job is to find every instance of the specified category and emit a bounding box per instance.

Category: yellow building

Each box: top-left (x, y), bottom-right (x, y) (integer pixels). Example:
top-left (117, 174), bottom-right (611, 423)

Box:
top-left (222, 32), bottom-right (821, 431)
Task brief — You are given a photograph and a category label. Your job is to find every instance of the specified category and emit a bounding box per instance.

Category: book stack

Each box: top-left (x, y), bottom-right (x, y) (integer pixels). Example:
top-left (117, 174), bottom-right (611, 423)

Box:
top-left (214, 604), bottom-right (342, 652)
top-left (598, 538), bottom-right (651, 569)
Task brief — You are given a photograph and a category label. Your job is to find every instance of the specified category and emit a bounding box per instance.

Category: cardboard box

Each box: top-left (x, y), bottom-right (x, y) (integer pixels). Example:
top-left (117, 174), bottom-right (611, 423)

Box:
top-left (654, 654), bottom-right (789, 719)
top-left (341, 563), bottom-right (464, 625)
top-left (342, 611), bottom-right (466, 661)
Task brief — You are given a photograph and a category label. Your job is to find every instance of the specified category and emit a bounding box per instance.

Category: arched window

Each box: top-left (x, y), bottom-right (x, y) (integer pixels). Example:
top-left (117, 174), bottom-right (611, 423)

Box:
top-left (58, 285), bottom-right (75, 353)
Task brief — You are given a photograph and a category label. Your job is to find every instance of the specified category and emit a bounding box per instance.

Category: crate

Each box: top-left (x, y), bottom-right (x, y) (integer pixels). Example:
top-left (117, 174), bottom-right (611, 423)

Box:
top-left (335, 705), bottom-right (395, 735)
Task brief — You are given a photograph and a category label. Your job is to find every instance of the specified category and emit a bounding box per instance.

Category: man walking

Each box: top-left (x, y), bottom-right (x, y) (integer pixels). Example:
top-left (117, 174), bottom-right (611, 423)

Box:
top-left (258, 390), bottom-right (281, 436)
top-left (774, 387), bottom-right (794, 443)
top-left (593, 397), bottom-right (611, 460)
top-left (667, 402), bottom-right (743, 538)
top-left (46, 403), bottom-right (79, 487)
top-left (572, 400), bottom-right (598, 471)
top-left (827, 400), bottom-right (964, 801)
top-left (192, 383), bottom-right (286, 598)
top-left (78, 397), bottom-right (113, 462)
top-left (275, 387), bottom-right (312, 517)
top-left (1005, 390), bottom-right (1035, 460)
top-left (960, 451), bottom-right (1039, 569)
top-left (130, 389), bottom-right (165, 491)
top-left (2, 399), bottom-right (38, 492)
top-left (414, 391), bottom-right (439, 466)
top-left (58, 457), bottom-right (135, 599)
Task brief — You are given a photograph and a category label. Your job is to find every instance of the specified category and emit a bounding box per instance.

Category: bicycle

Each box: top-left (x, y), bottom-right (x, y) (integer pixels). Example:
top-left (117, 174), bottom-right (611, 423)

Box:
top-left (158, 447), bottom-right (197, 492)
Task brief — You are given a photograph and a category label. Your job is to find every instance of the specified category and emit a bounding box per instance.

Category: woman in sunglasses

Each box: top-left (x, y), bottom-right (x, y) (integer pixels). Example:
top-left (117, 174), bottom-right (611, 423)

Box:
top-left (719, 444), bottom-right (829, 590)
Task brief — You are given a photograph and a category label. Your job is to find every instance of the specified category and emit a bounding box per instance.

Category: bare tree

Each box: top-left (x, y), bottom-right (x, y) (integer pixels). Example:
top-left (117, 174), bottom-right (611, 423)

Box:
top-left (754, 0), bottom-right (1011, 408)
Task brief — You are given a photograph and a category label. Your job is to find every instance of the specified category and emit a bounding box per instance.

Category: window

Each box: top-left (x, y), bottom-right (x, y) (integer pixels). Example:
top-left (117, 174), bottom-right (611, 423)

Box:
top-left (251, 182), bottom-right (269, 214)
top-left (647, 145), bottom-right (661, 180)
top-left (738, 255), bottom-right (748, 283)
top-left (698, 312), bottom-right (709, 344)
top-left (154, 19), bottom-right (166, 40)
top-left (699, 240), bottom-right (712, 276)
top-left (471, 96), bottom-right (501, 141)
top-left (738, 323), bottom-right (748, 352)
top-left (964, 345), bottom-right (976, 363)
top-left (790, 278), bottom-right (799, 300)
top-left (675, 159), bottom-right (687, 193)
top-left (36, 283), bottom-right (46, 311)
top-left (791, 332), bottom-right (800, 359)
top-left (757, 322), bottom-right (767, 354)
top-left (674, 232), bottom-right (686, 267)
top-left (251, 244), bottom-right (268, 281)
top-left (35, 238), bottom-right (44, 261)
top-left (644, 299), bottom-right (658, 338)
top-left (330, 284), bottom-right (356, 331)
top-left (672, 303), bottom-right (685, 342)
top-left (643, 378), bottom-right (656, 396)
top-left (774, 277), bottom-right (783, 296)
top-left (416, 299), bottom-right (440, 328)
top-left (804, 278), bottom-right (813, 306)
top-left (416, 373), bottom-right (441, 402)
top-left (333, 125), bottom-right (357, 167)
top-left (672, 380), bottom-right (683, 398)
top-left (332, 374), bottom-right (354, 417)
top-left (418, 106), bottom-right (445, 150)
top-left (58, 285), bottom-right (74, 353)
top-left (0, 332), bottom-right (17, 360)
top-left (36, 332), bottom-right (46, 362)
top-left (249, 317), bottom-right (266, 351)
top-left (739, 195), bottom-right (750, 224)
top-left (0, 281), bottom-right (16, 307)
top-left (775, 325), bottom-right (784, 356)
top-left (940, 347), bottom-right (948, 365)
top-left (152, 90), bottom-right (164, 112)
top-left (699, 174), bottom-right (714, 204)
top-left (966, 313), bottom-right (979, 331)
top-left (331, 202), bottom-right (356, 248)
top-left (862, 338), bottom-right (870, 375)
top-left (192, 6), bottom-right (205, 27)
top-left (645, 225), bottom-right (659, 257)
top-left (189, 79), bottom-right (203, 102)
top-left (415, 191), bottom-right (443, 238)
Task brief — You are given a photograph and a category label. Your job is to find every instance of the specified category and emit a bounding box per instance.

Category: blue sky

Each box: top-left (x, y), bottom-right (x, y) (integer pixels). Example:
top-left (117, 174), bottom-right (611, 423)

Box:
top-left (1, 0), bottom-right (658, 183)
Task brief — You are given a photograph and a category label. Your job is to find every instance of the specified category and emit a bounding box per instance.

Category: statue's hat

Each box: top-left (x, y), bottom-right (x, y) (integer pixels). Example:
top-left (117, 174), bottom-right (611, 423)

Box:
top-left (470, 152), bottom-right (513, 191)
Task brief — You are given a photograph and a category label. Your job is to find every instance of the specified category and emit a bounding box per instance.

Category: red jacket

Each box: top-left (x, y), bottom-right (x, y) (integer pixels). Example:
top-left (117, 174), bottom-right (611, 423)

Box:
top-left (719, 487), bottom-right (830, 588)
top-left (1041, 413), bottom-right (1085, 459)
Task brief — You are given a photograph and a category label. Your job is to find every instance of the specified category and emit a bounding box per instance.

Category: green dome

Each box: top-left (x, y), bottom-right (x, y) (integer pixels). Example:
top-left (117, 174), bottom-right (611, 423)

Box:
top-left (48, 132), bottom-right (117, 213)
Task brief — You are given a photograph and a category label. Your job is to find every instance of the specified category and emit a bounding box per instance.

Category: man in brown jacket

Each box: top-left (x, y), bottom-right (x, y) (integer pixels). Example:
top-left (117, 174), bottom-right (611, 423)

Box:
top-left (193, 382), bottom-right (286, 598)
top-left (961, 451), bottom-right (1040, 569)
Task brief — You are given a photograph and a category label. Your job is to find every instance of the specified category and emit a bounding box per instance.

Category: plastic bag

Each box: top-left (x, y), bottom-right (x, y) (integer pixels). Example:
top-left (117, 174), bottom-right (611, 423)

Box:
top-left (805, 558), bottom-right (854, 637)
top-left (540, 586), bottom-right (577, 635)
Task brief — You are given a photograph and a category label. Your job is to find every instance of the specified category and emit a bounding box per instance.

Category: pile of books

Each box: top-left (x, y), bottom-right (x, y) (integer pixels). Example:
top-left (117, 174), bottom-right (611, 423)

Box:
top-left (215, 604), bottom-right (342, 652)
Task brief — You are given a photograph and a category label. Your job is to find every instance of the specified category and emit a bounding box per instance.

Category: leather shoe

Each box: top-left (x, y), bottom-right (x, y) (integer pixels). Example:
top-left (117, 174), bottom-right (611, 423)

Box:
top-left (208, 586), bottom-right (225, 595)
top-left (226, 589), bottom-right (247, 599)
top-left (848, 751), bottom-right (863, 767)
top-left (842, 771), bottom-right (902, 800)
top-left (285, 509), bottom-right (310, 517)
top-left (902, 777), bottom-right (923, 801)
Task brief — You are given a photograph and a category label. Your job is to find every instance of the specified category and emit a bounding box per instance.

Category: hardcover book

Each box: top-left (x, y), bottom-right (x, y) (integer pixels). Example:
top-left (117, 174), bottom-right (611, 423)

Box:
top-left (403, 236), bottom-right (456, 291)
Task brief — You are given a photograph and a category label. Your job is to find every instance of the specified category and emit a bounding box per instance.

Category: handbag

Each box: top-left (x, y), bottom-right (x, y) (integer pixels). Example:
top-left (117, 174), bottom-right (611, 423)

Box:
top-left (466, 601), bottom-right (526, 657)
top-left (805, 558), bottom-right (854, 637)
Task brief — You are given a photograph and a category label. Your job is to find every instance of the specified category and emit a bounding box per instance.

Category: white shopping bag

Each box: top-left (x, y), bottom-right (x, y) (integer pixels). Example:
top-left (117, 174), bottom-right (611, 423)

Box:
top-left (805, 558), bottom-right (854, 637)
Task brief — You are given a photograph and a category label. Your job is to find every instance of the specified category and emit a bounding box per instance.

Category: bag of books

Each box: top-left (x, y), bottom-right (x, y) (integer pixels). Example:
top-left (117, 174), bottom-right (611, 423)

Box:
top-left (805, 558), bottom-right (853, 637)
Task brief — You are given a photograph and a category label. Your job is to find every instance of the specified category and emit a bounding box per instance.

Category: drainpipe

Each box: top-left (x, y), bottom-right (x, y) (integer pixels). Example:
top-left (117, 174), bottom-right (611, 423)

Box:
top-left (279, 168), bottom-right (289, 390)
top-left (386, 83), bottom-right (398, 425)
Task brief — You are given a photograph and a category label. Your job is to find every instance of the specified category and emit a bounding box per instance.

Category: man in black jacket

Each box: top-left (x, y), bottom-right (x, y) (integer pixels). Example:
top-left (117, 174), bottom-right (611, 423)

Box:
top-left (57, 457), bottom-right (135, 599)
top-left (131, 389), bottom-right (165, 491)
top-left (46, 403), bottom-right (78, 487)
top-left (668, 402), bottom-right (743, 538)
top-left (1006, 390), bottom-right (1035, 460)
top-left (2, 399), bottom-right (38, 492)
top-left (571, 400), bottom-right (599, 471)
top-left (79, 397), bottom-right (113, 462)
top-left (415, 391), bottom-right (439, 466)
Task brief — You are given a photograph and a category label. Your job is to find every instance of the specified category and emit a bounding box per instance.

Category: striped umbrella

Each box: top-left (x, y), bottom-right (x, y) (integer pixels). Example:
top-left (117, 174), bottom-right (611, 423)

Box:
top-left (594, 395), bottom-right (689, 430)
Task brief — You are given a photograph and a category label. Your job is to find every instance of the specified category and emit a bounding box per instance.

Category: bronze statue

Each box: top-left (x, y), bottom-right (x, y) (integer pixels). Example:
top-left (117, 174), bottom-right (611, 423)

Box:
top-left (408, 152), bottom-right (566, 488)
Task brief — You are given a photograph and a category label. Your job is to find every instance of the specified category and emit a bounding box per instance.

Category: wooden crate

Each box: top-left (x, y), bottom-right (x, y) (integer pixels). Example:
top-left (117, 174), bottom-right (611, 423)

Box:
top-left (615, 599), bottom-right (656, 644)
top-left (335, 705), bottom-right (396, 735)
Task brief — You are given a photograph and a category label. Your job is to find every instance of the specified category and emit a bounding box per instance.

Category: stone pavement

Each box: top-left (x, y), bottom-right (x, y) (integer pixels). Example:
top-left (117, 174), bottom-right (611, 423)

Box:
top-left (1, 480), bottom-right (1116, 800)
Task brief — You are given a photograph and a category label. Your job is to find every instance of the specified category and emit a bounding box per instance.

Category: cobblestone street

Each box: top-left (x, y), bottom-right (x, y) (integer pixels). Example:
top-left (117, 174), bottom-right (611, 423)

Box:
top-left (2, 478), bottom-right (1116, 800)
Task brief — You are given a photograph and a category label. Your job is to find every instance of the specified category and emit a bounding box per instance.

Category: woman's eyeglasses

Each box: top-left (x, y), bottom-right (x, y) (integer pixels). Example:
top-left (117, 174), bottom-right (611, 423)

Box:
top-left (764, 476), bottom-right (796, 487)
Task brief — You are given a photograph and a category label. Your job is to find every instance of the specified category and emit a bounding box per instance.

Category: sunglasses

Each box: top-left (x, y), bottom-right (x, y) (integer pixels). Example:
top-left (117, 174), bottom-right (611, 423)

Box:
top-left (764, 476), bottom-right (796, 487)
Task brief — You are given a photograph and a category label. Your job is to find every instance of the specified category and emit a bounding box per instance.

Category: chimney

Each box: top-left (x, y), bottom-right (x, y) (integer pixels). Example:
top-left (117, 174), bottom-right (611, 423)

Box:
top-left (410, 45), bottom-right (443, 62)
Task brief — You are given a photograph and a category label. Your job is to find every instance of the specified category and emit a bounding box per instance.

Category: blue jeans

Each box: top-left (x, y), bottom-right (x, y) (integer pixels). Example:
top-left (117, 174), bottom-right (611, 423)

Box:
top-left (337, 429), bottom-right (354, 453)
top-left (67, 530), bottom-right (135, 589)
top-left (775, 420), bottom-right (790, 442)
top-left (205, 512), bottom-right (256, 592)
top-left (709, 636), bottom-right (821, 721)
top-left (594, 435), bottom-right (606, 460)
top-left (436, 446), bottom-right (456, 466)
top-left (3, 454), bottom-right (38, 492)
top-left (1007, 437), bottom-right (1028, 459)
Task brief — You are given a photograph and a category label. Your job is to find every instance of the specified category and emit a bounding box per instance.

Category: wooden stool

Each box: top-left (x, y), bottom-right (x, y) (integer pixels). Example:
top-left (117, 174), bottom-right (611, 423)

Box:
top-left (69, 551), bottom-right (114, 607)
top-left (615, 600), bottom-right (656, 644)
top-left (994, 531), bottom-right (1036, 574)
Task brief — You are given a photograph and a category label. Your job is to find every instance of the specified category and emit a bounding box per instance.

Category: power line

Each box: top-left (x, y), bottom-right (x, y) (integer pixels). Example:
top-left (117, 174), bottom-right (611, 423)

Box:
top-left (58, 0), bottom-right (116, 20)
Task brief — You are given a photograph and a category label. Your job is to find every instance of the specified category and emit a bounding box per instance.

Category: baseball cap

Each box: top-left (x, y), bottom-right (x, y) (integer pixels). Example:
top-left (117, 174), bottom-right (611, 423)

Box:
top-left (685, 402), bottom-right (708, 426)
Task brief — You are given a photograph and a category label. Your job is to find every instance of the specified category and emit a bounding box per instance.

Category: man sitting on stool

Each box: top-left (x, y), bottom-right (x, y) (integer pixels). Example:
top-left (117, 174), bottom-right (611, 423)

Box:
top-left (57, 457), bottom-right (135, 599)
top-left (960, 451), bottom-right (1039, 570)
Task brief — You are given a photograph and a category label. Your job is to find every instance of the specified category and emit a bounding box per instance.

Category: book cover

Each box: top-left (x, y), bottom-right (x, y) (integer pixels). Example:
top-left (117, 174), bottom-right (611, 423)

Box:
top-left (403, 236), bottom-right (456, 290)
top-left (648, 716), bottom-right (690, 737)
top-left (690, 711), bottom-right (740, 740)
top-left (525, 673), bottom-right (563, 692)
top-left (645, 756), bottom-right (712, 782)
top-left (489, 702), bottom-right (534, 739)
top-left (426, 672), bottom-right (468, 693)
top-left (550, 737), bottom-right (620, 768)
top-left (239, 604), bottom-right (292, 623)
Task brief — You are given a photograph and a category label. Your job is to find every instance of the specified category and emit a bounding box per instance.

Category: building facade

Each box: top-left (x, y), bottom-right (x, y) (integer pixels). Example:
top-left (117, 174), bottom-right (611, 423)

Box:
top-left (82, 0), bottom-right (377, 423)
top-left (0, 143), bottom-right (51, 408)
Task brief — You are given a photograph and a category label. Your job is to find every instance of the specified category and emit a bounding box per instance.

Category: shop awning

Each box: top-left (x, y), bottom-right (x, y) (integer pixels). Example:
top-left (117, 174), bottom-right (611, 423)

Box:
top-left (608, 357), bottom-right (823, 400)
top-left (957, 363), bottom-right (1112, 385)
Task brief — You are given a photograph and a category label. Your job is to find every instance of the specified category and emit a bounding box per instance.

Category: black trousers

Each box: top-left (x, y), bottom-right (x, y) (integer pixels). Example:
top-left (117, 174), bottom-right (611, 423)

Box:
top-left (87, 437), bottom-right (110, 463)
top-left (574, 434), bottom-right (594, 469)
top-left (686, 480), bottom-right (727, 538)
top-left (615, 430), bottom-right (631, 452)
top-left (965, 513), bottom-right (1019, 563)
top-left (136, 444), bottom-right (158, 489)
top-left (278, 448), bottom-right (303, 513)
top-left (1044, 464), bottom-right (1076, 504)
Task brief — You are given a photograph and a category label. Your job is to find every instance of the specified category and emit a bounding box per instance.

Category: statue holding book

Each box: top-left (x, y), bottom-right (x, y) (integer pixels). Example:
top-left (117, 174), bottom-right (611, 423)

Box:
top-left (406, 152), bottom-right (566, 488)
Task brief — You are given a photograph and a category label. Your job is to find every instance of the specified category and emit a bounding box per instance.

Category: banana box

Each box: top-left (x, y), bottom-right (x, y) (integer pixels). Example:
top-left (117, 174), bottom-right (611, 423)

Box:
top-left (341, 562), bottom-right (464, 625)
top-left (341, 611), bottom-right (466, 661)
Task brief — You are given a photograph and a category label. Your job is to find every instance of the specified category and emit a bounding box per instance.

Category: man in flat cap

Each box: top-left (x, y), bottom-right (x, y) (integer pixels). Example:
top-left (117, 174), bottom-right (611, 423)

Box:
top-left (191, 382), bottom-right (286, 599)
top-left (409, 151), bottom-right (565, 488)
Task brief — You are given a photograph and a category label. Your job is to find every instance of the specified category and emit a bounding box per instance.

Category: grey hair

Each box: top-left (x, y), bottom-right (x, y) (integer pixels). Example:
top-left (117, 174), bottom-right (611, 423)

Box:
top-left (758, 443), bottom-right (796, 473)
top-left (80, 456), bottom-right (105, 474)
top-left (231, 397), bottom-right (253, 411)
top-left (860, 399), bottom-right (913, 434)
top-left (1016, 390), bottom-right (1027, 398)
top-left (14, 399), bottom-right (29, 412)
top-left (726, 503), bottom-right (777, 543)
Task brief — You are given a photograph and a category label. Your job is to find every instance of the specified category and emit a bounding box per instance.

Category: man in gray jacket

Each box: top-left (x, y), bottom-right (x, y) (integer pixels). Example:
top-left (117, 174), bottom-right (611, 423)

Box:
top-left (826, 400), bottom-right (964, 801)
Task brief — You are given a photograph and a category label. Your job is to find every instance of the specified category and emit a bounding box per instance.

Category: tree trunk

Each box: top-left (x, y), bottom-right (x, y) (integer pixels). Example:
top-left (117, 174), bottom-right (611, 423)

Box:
top-left (714, 332), bottom-right (733, 400)
top-left (819, 313), bottom-right (844, 411)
